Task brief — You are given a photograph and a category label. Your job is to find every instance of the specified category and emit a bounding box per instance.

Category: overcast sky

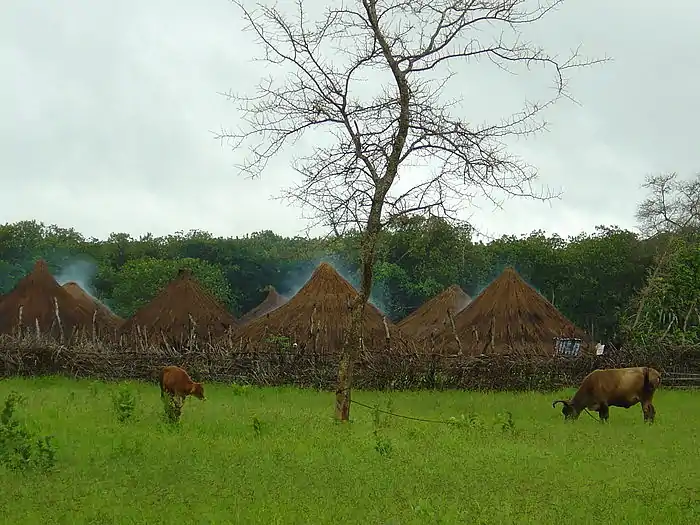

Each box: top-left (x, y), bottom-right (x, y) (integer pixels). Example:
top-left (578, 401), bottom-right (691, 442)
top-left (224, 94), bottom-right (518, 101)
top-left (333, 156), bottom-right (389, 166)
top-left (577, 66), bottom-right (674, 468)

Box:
top-left (2, 0), bottom-right (698, 242)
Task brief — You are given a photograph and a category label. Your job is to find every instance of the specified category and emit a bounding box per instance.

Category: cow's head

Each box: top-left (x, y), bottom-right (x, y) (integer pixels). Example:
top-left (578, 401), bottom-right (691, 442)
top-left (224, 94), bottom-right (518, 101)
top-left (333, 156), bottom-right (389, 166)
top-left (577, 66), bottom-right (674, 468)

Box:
top-left (191, 382), bottom-right (205, 400)
top-left (552, 399), bottom-right (578, 420)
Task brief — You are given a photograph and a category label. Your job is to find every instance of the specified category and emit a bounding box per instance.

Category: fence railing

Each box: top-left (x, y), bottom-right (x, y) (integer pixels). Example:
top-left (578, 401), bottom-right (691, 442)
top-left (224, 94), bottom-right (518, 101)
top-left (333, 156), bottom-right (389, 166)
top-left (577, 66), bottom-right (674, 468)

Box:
top-left (661, 371), bottom-right (700, 389)
top-left (1, 335), bottom-right (699, 392)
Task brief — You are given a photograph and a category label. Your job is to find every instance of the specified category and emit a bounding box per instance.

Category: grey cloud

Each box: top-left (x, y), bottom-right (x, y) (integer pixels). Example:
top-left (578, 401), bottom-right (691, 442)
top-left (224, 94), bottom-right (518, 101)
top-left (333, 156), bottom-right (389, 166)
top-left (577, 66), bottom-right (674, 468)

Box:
top-left (1, 0), bottom-right (697, 241)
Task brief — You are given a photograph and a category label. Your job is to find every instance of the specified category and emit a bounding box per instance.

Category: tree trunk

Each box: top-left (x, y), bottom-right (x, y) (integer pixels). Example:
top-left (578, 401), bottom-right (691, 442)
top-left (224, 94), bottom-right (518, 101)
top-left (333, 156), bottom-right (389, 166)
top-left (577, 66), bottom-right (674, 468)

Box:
top-left (335, 207), bottom-right (384, 421)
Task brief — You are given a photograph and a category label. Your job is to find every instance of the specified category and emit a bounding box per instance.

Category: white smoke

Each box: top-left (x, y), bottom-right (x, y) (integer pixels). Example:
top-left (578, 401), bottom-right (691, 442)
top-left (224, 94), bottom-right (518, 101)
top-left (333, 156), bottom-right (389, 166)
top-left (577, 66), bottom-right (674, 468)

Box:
top-left (54, 258), bottom-right (98, 299)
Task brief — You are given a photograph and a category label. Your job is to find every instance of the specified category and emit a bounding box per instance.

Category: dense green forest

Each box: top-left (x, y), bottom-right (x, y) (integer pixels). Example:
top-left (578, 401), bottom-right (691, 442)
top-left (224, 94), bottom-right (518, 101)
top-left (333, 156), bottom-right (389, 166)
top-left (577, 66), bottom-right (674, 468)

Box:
top-left (1, 198), bottom-right (698, 348)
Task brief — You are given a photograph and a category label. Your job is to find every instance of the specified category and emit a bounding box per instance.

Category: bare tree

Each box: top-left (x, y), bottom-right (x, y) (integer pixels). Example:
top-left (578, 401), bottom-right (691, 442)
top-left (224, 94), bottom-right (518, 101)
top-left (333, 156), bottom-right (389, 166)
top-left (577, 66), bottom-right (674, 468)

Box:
top-left (636, 172), bottom-right (700, 238)
top-left (217, 0), bottom-right (606, 420)
top-left (630, 172), bottom-right (700, 331)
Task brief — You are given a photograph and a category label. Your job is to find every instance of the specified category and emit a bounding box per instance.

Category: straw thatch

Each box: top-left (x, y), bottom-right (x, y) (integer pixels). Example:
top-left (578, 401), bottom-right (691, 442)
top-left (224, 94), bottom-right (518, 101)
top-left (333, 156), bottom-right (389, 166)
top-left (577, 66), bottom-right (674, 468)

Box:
top-left (239, 285), bottom-right (288, 324)
top-left (0, 259), bottom-right (106, 339)
top-left (397, 284), bottom-right (471, 344)
top-left (119, 268), bottom-right (237, 344)
top-left (62, 282), bottom-right (124, 329)
top-left (234, 262), bottom-right (416, 354)
top-left (434, 267), bottom-right (588, 356)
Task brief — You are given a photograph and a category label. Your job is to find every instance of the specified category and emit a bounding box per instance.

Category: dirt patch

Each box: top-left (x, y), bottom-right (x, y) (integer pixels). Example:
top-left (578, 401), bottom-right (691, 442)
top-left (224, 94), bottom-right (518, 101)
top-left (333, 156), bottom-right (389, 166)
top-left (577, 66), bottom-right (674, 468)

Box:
top-left (234, 262), bottom-right (416, 354)
top-left (435, 267), bottom-right (587, 356)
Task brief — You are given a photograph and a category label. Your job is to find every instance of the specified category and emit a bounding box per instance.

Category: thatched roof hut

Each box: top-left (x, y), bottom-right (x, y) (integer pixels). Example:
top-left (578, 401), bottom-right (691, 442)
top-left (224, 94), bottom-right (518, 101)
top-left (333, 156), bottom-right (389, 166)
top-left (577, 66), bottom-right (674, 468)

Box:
top-left (0, 259), bottom-right (111, 340)
top-left (119, 268), bottom-right (237, 344)
top-left (234, 262), bottom-right (416, 354)
top-left (397, 284), bottom-right (471, 346)
top-left (62, 282), bottom-right (123, 330)
top-left (434, 267), bottom-right (588, 356)
top-left (239, 285), bottom-right (288, 324)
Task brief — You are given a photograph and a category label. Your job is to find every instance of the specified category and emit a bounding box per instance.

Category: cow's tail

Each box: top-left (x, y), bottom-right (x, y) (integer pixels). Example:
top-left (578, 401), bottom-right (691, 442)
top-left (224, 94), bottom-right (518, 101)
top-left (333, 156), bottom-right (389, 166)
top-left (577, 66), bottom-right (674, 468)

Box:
top-left (643, 366), bottom-right (653, 393)
top-left (159, 367), bottom-right (166, 398)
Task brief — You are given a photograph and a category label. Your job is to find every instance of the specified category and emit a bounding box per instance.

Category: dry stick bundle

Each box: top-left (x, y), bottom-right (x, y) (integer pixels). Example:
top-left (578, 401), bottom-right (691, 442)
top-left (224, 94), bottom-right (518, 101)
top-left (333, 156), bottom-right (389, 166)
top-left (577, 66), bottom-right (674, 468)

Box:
top-left (382, 316), bottom-right (390, 353)
top-left (447, 308), bottom-right (462, 356)
top-left (188, 313), bottom-right (197, 350)
top-left (92, 310), bottom-right (97, 343)
top-left (17, 305), bottom-right (23, 339)
top-left (661, 312), bottom-right (677, 340)
top-left (53, 297), bottom-right (64, 343)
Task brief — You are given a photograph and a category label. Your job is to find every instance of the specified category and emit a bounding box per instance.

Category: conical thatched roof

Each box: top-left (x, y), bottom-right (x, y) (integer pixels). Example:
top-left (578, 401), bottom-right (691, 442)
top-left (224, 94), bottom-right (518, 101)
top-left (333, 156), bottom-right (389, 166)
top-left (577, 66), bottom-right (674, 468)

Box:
top-left (62, 282), bottom-right (123, 330)
top-left (397, 284), bottom-right (471, 345)
top-left (239, 285), bottom-right (288, 324)
top-left (234, 262), bottom-right (415, 354)
top-left (434, 267), bottom-right (587, 356)
top-left (0, 259), bottom-right (107, 339)
top-left (119, 268), bottom-right (237, 344)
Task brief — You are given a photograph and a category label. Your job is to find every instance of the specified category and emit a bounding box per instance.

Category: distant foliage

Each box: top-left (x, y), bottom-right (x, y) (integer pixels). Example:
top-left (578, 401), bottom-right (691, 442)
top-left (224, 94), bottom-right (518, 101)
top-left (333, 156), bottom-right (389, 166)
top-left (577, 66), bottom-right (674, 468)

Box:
top-left (0, 217), bottom-right (697, 342)
top-left (622, 237), bottom-right (700, 346)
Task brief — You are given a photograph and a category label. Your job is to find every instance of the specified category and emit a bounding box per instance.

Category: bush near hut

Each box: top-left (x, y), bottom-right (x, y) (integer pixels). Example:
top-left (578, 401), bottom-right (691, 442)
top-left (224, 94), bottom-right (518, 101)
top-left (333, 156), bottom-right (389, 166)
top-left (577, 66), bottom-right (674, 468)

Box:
top-left (0, 334), bottom-right (697, 392)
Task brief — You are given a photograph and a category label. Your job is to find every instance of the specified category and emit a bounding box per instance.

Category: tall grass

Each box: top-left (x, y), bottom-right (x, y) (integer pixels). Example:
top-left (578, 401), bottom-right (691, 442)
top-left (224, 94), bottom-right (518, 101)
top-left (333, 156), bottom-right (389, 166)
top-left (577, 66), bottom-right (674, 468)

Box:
top-left (0, 377), bottom-right (698, 524)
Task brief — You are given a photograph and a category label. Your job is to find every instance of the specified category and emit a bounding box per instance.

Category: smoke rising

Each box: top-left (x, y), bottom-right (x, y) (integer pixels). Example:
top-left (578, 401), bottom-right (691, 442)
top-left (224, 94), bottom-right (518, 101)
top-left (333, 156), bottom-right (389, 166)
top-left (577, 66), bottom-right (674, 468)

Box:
top-left (280, 256), bottom-right (391, 315)
top-left (54, 258), bottom-right (99, 299)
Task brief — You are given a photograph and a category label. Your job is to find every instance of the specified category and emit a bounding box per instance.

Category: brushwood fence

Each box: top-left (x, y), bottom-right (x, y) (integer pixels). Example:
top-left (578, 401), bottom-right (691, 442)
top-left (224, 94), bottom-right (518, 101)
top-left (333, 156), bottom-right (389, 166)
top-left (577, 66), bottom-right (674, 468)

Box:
top-left (1, 336), bottom-right (699, 392)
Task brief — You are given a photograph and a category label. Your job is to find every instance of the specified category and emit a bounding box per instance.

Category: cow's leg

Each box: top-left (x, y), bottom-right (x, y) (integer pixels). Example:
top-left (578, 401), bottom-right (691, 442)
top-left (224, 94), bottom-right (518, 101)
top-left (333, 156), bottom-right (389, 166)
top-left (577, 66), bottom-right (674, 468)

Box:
top-left (642, 400), bottom-right (655, 423)
top-left (598, 404), bottom-right (609, 423)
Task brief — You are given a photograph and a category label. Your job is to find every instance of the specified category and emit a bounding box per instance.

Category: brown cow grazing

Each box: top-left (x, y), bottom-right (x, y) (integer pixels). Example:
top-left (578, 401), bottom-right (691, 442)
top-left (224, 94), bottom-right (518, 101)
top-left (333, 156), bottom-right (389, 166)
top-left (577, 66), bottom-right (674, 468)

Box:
top-left (159, 365), bottom-right (205, 401)
top-left (552, 366), bottom-right (661, 423)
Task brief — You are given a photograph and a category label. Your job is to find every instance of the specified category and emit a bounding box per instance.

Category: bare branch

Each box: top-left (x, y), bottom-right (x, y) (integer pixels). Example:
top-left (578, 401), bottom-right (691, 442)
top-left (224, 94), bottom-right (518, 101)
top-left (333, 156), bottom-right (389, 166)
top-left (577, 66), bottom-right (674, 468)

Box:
top-left (636, 172), bottom-right (700, 238)
top-left (216, 0), bottom-right (606, 235)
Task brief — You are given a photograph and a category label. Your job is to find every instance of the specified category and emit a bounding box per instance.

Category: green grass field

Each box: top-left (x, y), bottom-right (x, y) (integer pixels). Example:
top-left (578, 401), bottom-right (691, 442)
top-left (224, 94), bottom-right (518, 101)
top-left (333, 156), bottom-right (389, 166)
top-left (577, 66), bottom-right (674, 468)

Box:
top-left (0, 376), bottom-right (698, 524)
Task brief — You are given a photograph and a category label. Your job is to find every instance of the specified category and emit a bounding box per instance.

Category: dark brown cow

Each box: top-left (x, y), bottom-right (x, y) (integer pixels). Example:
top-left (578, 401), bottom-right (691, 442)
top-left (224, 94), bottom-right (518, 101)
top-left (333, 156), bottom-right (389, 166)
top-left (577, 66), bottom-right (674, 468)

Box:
top-left (159, 365), bottom-right (205, 401)
top-left (552, 366), bottom-right (661, 423)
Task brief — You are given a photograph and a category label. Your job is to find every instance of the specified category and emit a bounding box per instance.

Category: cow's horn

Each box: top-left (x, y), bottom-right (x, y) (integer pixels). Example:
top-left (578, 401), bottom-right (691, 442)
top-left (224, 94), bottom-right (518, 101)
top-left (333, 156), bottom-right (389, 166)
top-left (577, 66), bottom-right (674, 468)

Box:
top-left (552, 400), bottom-right (568, 408)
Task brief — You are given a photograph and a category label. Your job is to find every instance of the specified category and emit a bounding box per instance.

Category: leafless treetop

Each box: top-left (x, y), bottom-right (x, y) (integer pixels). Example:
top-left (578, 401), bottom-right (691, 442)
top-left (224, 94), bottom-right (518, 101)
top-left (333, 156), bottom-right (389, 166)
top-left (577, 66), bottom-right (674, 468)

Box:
top-left (636, 172), bottom-right (700, 237)
top-left (217, 0), bottom-right (607, 234)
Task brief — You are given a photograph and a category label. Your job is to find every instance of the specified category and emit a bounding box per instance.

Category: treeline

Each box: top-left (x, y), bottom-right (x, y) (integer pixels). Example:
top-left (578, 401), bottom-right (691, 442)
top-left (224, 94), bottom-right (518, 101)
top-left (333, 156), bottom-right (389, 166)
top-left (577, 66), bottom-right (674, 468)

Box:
top-left (0, 216), bottom-right (698, 346)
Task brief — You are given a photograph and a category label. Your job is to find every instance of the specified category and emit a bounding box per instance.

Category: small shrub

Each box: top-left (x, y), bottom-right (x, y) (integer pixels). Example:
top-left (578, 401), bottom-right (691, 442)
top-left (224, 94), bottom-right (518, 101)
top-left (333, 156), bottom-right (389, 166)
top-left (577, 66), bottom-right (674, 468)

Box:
top-left (162, 396), bottom-right (183, 425)
top-left (448, 412), bottom-right (484, 430)
top-left (230, 383), bottom-right (251, 396)
top-left (265, 334), bottom-right (292, 353)
top-left (496, 411), bottom-right (515, 433)
top-left (88, 382), bottom-right (100, 398)
top-left (111, 384), bottom-right (137, 423)
top-left (0, 391), bottom-right (57, 471)
top-left (373, 429), bottom-right (393, 457)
